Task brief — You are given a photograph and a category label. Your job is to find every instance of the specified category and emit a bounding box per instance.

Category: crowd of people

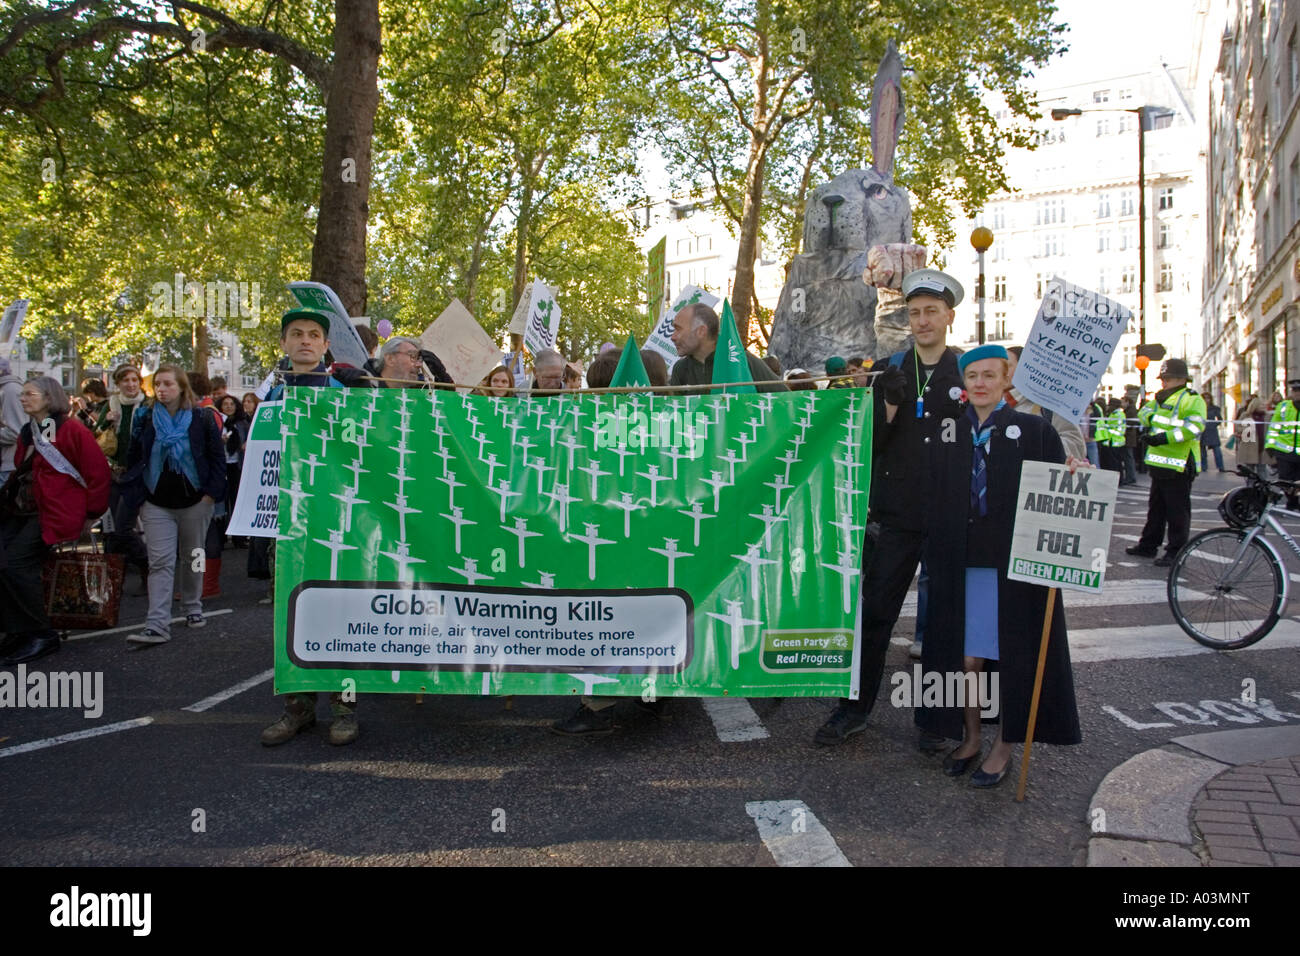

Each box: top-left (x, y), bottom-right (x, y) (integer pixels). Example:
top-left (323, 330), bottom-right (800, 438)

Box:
top-left (0, 281), bottom-right (1279, 778)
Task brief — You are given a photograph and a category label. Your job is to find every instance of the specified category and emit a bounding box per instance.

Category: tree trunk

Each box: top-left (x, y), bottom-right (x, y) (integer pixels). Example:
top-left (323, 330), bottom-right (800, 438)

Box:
top-left (310, 0), bottom-right (380, 316)
top-left (512, 176), bottom-right (535, 311)
top-left (731, 143), bottom-right (769, 344)
top-left (193, 320), bottom-right (209, 376)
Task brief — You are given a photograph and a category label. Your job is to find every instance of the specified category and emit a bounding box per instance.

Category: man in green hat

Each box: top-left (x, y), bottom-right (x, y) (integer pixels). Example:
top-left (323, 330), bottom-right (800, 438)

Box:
top-left (261, 307), bottom-right (371, 746)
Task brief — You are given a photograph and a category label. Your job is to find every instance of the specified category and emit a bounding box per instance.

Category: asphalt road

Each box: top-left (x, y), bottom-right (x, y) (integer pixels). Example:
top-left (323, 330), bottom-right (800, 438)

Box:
top-left (3, 460), bottom-right (1300, 866)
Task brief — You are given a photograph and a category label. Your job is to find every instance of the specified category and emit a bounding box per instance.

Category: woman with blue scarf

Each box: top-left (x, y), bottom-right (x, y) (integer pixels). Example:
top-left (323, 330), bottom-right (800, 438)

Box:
top-left (916, 345), bottom-right (1083, 789)
top-left (124, 365), bottom-right (225, 647)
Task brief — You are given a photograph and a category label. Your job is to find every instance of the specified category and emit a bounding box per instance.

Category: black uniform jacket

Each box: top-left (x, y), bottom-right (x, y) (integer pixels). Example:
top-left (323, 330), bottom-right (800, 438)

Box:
top-left (914, 405), bottom-right (1082, 746)
top-left (869, 347), bottom-right (965, 534)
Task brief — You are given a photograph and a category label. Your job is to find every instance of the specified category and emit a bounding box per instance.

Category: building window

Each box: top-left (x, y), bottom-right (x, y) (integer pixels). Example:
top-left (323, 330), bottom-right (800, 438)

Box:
top-left (1120, 267), bottom-right (1135, 293)
top-left (1096, 117), bottom-right (1111, 137)
top-left (1037, 233), bottom-right (1062, 258)
top-left (1291, 31), bottom-right (1300, 98)
top-left (1122, 346), bottom-right (1135, 373)
top-left (993, 317), bottom-right (1008, 339)
top-left (1097, 230), bottom-right (1111, 252)
top-left (1035, 273), bottom-right (1046, 298)
top-left (1158, 187), bottom-right (1174, 210)
top-left (992, 207), bottom-right (1006, 230)
top-left (1118, 113), bottom-right (1133, 134)
top-left (1097, 192), bottom-right (1111, 218)
top-left (1119, 87), bottom-right (1134, 101)
top-left (1158, 223), bottom-right (1171, 249)
top-left (993, 276), bottom-right (1007, 302)
top-left (1097, 268), bottom-right (1110, 294)
top-left (1263, 209), bottom-right (1272, 257)
top-left (1161, 302), bottom-right (1171, 324)
top-left (1120, 190), bottom-right (1135, 216)
top-left (1035, 197), bottom-right (1066, 226)
top-left (1093, 89), bottom-right (1110, 103)
top-left (1158, 263), bottom-right (1173, 292)
top-left (1120, 226), bottom-right (1137, 250)
top-left (1291, 156), bottom-right (1300, 223)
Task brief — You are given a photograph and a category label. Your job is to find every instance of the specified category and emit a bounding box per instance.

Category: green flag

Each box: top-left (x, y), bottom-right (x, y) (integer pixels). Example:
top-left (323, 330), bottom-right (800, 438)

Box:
top-left (609, 335), bottom-right (651, 388)
top-left (712, 299), bottom-right (755, 394)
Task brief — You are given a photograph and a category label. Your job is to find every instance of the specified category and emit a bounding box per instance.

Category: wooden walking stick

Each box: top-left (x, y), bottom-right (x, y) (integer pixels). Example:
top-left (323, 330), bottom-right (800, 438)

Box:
top-left (1016, 586), bottom-right (1057, 802)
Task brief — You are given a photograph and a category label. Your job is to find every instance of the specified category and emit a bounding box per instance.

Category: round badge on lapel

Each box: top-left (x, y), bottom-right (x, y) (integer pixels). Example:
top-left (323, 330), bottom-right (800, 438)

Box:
top-left (949, 386), bottom-right (963, 401)
top-left (1005, 424), bottom-right (1021, 440)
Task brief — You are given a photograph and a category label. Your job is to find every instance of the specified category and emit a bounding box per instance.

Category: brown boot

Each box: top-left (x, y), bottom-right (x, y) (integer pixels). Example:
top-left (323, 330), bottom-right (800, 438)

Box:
top-left (202, 557), bottom-right (222, 598)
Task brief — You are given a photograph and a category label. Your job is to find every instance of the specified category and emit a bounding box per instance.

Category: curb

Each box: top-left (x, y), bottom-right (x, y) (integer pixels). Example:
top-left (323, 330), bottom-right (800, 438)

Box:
top-left (1086, 725), bottom-right (1300, 866)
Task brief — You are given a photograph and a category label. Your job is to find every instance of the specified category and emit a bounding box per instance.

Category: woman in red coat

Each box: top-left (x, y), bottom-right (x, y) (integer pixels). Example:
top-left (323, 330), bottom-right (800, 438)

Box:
top-left (0, 377), bottom-right (111, 664)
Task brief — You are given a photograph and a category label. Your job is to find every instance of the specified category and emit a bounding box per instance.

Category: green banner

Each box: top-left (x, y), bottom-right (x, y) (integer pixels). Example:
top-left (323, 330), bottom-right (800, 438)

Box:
top-left (647, 235), bottom-right (666, 321)
top-left (273, 387), bottom-right (870, 698)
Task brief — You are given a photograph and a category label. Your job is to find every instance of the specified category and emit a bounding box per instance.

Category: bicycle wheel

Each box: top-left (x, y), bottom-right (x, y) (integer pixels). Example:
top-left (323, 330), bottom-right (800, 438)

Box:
top-left (1167, 529), bottom-right (1284, 650)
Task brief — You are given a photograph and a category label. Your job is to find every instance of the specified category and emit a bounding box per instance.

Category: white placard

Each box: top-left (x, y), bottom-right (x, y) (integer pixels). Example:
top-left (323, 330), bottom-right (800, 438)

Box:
top-left (419, 299), bottom-right (500, 391)
top-left (227, 401), bottom-right (283, 538)
top-left (0, 299), bottom-right (29, 355)
top-left (1007, 461), bottom-right (1118, 593)
top-left (643, 285), bottom-right (719, 368)
top-left (1012, 277), bottom-right (1131, 421)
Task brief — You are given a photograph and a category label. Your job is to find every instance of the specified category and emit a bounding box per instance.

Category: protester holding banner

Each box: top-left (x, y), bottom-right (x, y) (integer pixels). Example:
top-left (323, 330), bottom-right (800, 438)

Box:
top-left (1, 377), bottom-right (111, 665)
top-left (814, 268), bottom-right (965, 746)
top-left (473, 366), bottom-right (516, 397)
top-left (667, 304), bottom-right (787, 394)
top-left (123, 365), bottom-right (225, 648)
top-left (262, 307), bottom-right (371, 747)
top-left (918, 345), bottom-right (1082, 787)
top-left (1126, 359), bottom-right (1206, 567)
top-left (529, 350), bottom-right (568, 392)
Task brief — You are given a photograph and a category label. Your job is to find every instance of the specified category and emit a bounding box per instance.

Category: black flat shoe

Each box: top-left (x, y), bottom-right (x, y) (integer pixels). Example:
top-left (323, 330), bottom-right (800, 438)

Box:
top-left (971, 756), bottom-right (1013, 788)
top-left (942, 747), bottom-right (981, 777)
top-left (1, 631), bottom-right (61, 666)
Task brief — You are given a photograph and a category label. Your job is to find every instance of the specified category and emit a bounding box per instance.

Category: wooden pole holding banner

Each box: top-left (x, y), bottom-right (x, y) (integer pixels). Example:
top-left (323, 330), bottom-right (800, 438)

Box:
top-left (1016, 586), bottom-right (1057, 802)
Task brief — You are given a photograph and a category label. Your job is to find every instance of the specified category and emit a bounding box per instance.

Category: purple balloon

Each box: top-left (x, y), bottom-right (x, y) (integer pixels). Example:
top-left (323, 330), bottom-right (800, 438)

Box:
top-left (376, 319), bottom-right (393, 338)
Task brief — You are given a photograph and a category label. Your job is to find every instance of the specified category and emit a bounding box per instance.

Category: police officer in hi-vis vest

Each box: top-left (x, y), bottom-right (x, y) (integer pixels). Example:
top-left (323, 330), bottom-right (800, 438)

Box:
top-left (1126, 358), bottom-right (1207, 567)
top-left (1264, 377), bottom-right (1300, 509)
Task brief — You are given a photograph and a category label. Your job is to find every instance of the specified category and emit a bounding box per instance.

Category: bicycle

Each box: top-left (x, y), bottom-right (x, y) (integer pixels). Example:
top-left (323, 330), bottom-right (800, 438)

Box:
top-left (1167, 466), bottom-right (1300, 649)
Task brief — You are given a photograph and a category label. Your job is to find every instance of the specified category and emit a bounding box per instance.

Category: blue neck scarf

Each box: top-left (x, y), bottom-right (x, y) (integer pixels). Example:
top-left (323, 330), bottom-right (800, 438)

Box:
top-left (966, 401), bottom-right (1006, 517)
top-left (146, 405), bottom-right (200, 493)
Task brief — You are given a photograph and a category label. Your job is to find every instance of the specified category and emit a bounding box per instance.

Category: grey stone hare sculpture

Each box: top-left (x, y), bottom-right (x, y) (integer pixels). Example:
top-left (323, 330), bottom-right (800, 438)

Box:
top-left (769, 40), bottom-right (919, 370)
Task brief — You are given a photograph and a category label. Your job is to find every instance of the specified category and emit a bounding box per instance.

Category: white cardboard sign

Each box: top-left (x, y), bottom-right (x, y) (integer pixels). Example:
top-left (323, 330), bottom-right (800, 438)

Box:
top-left (1007, 461), bottom-right (1118, 593)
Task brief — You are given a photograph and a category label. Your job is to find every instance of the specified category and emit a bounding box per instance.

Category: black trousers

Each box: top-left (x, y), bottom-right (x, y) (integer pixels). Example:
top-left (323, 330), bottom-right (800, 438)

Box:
top-left (844, 524), bottom-right (924, 715)
top-left (0, 514), bottom-right (50, 634)
top-left (1137, 468), bottom-right (1194, 555)
top-left (105, 480), bottom-right (149, 573)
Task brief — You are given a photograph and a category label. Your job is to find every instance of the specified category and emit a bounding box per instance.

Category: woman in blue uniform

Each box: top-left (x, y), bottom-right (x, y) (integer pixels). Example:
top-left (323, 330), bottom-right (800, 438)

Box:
top-left (917, 344), bottom-right (1083, 787)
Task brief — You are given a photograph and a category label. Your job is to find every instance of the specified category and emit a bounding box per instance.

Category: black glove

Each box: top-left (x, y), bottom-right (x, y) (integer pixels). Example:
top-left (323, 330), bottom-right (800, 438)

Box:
top-left (876, 366), bottom-right (908, 406)
top-left (1146, 431), bottom-right (1168, 446)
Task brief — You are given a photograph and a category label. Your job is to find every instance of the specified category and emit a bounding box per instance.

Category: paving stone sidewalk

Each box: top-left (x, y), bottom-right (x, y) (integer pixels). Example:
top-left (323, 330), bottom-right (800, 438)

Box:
top-left (1192, 756), bottom-right (1300, 866)
top-left (1088, 726), bottom-right (1300, 866)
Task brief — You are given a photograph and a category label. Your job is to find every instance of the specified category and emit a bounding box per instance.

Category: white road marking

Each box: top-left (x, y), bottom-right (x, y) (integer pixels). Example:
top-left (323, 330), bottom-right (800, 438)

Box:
top-left (745, 800), bottom-right (851, 867)
top-left (182, 669), bottom-right (275, 713)
top-left (898, 580), bottom-right (1198, 617)
top-left (1070, 620), bottom-right (1300, 662)
top-left (64, 608), bottom-right (234, 642)
top-left (701, 698), bottom-right (769, 742)
top-left (0, 717), bottom-right (154, 759)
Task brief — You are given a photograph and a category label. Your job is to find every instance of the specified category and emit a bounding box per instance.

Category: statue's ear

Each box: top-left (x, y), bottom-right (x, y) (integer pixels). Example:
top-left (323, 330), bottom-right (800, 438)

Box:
top-left (871, 40), bottom-right (904, 180)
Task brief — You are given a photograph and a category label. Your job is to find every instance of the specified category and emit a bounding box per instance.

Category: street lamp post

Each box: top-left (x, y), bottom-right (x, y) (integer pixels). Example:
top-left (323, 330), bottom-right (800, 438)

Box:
top-left (971, 227), bottom-right (994, 345)
top-left (1052, 105), bottom-right (1149, 392)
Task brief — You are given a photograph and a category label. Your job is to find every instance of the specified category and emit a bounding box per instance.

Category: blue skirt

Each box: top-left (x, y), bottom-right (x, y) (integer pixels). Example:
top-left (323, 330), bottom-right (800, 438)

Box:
top-left (964, 567), bottom-right (999, 660)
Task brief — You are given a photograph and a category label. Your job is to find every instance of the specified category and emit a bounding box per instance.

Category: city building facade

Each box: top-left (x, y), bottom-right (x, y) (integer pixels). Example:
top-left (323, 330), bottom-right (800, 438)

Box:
top-left (1200, 0), bottom-right (1300, 418)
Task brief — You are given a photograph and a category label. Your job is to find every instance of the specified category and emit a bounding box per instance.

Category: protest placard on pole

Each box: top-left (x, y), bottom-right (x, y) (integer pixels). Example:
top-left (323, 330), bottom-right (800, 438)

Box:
top-left (0, 299), bottom-right (30, 357)
top-left (1007, 460), bottom-right (1118, 592)
top-left (1012, 277), bottom-right (1131, 421)
top-left (521, 281), bottom-right (561, 357)
top-left (643, 284), bottom-right (719, 368)
top-left (286, 281), bottom-right (371, 369)
top-left (227, 401), bottom-right (283, 538)
top-left (1006, 459), bottom-right (1117, 800)
top-left (646, 236), bottom-right (666, 322)
top-left (419, 299), bottom-right (500, 391)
